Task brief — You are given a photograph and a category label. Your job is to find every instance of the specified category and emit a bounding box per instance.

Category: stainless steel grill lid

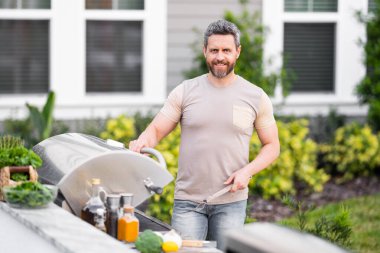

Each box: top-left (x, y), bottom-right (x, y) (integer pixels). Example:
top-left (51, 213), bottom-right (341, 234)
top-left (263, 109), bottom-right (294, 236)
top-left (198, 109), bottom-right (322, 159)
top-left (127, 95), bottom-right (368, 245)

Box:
top-left (33, 133), bottom-right (173, 216)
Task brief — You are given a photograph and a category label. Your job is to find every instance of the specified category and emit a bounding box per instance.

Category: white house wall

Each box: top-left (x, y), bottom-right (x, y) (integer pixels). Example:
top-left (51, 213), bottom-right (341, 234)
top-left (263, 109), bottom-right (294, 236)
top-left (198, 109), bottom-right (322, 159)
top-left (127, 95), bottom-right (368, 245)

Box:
top-left (263, 0), bottom-right (368, 116)
top-left (0, 0), bottom-right (167, 120)
top-left (0, 0), bottom-right (370, 121)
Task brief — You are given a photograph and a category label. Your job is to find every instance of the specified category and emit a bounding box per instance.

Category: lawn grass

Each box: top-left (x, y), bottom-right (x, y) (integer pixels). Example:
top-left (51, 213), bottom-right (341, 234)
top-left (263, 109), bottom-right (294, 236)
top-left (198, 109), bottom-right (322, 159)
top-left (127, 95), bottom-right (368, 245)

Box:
top-left (279, 194), bottom-right (380, 253)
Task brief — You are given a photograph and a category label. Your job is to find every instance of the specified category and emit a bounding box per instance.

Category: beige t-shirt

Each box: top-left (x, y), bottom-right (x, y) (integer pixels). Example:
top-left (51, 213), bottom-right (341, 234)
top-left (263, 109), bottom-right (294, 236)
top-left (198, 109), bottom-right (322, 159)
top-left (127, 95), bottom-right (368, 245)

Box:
top-left (160, 74), bottom-right (275, 204)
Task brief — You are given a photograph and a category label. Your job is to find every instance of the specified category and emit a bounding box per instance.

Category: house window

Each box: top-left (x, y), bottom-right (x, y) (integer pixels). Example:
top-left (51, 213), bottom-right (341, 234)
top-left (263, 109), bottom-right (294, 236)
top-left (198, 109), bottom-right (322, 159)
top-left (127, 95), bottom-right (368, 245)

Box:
top-left (0, 0), bottom-right (50, 95)
top-left (0, 0), bottom-right (167, 120)
top-left (86, 0), bottom-right (144, 10)
top-left (0, 0), bottom-right (50, 9)
top-left (0, 20), bottom-right (49, 94)
top-left (369, 0), bottom-right (376, 12)
top-left (284, 23), bottom-right (336, 92)
top-left (86, 21), bottom-right (142, 93)
top-left (284, 0), bottom-right (338, 12)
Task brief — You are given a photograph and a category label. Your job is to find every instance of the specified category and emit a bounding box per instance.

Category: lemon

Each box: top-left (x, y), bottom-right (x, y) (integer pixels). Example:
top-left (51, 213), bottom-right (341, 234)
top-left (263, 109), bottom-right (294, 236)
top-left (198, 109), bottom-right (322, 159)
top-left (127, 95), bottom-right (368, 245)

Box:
top-left (162, 241), bottom-right (179, 252)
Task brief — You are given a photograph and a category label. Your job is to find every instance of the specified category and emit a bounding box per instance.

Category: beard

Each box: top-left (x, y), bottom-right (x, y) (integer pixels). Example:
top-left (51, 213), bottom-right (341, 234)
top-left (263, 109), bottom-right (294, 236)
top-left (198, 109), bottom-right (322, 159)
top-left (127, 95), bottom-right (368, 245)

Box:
top-left (207, 59), bottom-right (236, 79)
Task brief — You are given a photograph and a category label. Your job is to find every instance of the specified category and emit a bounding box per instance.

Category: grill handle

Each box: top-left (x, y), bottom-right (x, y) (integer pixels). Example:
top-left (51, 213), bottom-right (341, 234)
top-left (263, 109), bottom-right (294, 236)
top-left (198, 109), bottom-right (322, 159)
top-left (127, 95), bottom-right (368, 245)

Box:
top-left (105, 139), bottom-right (167, 170)
top-left (141, 147), bottom-right (167, 170)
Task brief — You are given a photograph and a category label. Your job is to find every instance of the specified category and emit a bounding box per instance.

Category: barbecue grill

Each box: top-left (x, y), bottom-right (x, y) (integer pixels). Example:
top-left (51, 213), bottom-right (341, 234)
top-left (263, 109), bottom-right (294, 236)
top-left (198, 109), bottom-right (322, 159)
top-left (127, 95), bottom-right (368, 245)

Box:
top-left (32, 133), bottom-right (174, 231)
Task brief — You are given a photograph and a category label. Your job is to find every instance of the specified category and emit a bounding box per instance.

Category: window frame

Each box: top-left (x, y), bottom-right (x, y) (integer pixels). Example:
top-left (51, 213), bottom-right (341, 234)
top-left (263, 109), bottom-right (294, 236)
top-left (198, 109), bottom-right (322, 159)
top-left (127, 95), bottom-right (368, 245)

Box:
top-left (262, 0), bottom-right (368, 116)
top-left (0, 0), bottom-right (167, 120)
top-left (284, 0), bottom-right (338, 13)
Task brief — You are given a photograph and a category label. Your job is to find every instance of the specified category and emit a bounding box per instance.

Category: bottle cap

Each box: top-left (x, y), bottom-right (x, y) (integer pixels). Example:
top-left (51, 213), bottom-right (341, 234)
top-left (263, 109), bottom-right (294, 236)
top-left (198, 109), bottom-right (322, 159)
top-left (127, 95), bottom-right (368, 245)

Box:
top-left (91, 178), bottom-right (100, 185)
top-left (106, 194), bottom-right (121, 209)
top-left (120, 193), bottom-right (133, 197)
top-left (120, 193), bottom-right (134, 207)
top-left (123, 206), bottom-right (134, 212)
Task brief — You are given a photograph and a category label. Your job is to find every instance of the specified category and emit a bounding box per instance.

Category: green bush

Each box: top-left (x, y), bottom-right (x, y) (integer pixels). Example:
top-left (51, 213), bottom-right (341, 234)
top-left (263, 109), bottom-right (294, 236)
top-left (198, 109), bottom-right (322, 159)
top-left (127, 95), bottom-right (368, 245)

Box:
top-left (281, 195), bottom-right (352, 249)
top-left (100, 115), bottom-right (136, 145)
top-left (146, 127), bottom-right (181, 224)
top-left (321, 122), bottom-right (380, 181)
top-left (133, 112), bottom-right (154, 136)
top-left (3, 118), bottom-right (37, 148)
top-left (26, 91), bottom-right (55, 141)
top-left (356, 0), bottom-right (380, 131)
top-left (249, 119), bottom-right (330, 199)
top-left (2, 91), bottom-right (64, 148)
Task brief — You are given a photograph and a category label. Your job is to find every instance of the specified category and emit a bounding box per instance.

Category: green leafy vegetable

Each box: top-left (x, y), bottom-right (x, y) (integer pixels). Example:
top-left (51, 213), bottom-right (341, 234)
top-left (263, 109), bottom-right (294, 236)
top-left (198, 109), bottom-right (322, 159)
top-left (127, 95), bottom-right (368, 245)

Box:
top-left (0, 146), bottom-right (42, 169)
top-left (4, 181), bottom-right (56, 208)
top-left (10, 173), bottom-right (29, 182)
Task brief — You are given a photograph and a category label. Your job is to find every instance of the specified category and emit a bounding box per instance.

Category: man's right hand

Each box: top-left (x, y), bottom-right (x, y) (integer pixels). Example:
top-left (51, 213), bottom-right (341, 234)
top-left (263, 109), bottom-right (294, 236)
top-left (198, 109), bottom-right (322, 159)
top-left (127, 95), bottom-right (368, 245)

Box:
top-left (128, 113), bottom-right (178, 153)
top-left (128, 138), bottom-right (148, 153)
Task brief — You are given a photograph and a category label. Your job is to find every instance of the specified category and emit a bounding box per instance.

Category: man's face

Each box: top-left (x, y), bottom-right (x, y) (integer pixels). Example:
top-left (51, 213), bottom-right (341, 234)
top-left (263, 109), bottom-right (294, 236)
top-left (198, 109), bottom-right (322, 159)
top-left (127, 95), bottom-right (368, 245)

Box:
top-left (203, 34), bottom-right (241, 79)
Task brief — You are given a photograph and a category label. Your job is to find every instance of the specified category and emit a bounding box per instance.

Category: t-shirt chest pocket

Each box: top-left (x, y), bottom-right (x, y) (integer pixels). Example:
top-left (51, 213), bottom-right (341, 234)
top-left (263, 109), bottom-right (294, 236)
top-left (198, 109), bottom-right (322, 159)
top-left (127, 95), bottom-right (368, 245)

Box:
top-left (233, 105), bottom-right (255, 133)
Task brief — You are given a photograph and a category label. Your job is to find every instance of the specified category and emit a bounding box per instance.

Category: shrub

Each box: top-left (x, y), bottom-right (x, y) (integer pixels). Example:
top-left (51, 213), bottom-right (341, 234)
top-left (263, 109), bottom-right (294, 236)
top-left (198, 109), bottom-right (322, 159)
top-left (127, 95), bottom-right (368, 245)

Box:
top-left (281, 195), bottom-right (352, 249)
top-left (249, 119), bottom-right (330, 199)
top-left (134, 112), bottom-right (154, 136)
top-left (26, 91), bottom-right (55, 141)
top-left (356, 0), bottom-right (380, 131)
top-left (100, 115), bottom-right (136, 145)
top-left (321, 122), bottom-right (380, 181)
top-left (2, 91), bottom-right (63, 148)
top-left (146, 127), bottom-right (181, 224)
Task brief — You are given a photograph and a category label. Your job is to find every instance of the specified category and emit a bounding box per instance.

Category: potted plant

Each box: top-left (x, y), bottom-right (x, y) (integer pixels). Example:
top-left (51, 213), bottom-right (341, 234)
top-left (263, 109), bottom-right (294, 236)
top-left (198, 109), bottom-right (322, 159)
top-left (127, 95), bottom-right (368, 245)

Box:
top-left (0, 135), bottom-right (42, 201)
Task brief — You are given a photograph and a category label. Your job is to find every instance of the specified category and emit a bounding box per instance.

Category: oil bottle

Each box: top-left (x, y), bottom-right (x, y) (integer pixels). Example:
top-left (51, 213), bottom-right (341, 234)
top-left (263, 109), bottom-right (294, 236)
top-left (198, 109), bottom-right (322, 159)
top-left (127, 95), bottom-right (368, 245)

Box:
top-left (81, 178), bottom-right (106, 225)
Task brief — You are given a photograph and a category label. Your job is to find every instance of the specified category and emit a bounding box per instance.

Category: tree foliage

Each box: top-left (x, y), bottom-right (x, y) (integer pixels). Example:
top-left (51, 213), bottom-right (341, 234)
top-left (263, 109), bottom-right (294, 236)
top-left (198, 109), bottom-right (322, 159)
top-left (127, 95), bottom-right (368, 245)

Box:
top-left (356, 0), bottom-right (380, 131)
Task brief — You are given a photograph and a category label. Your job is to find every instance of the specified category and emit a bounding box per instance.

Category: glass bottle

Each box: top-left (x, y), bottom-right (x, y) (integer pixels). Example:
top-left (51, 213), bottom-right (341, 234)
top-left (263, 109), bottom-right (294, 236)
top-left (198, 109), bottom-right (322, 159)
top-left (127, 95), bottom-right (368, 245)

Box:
top-left (94, 208), bottom-right (107, 232)
top-left (117, 206), bottom-right (139, 243)
top-left (81, 178), bottom-right (106, 226)
top-left (119, 193), bottom-right (133, 218)
top-left (105, 194), bottom-right (120, 238)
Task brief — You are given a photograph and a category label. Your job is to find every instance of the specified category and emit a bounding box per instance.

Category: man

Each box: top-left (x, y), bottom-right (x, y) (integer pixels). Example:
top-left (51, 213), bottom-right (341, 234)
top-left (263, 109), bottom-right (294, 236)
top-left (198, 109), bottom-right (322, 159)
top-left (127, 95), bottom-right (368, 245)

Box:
top-left (129, 20), bottom-right (280, 248)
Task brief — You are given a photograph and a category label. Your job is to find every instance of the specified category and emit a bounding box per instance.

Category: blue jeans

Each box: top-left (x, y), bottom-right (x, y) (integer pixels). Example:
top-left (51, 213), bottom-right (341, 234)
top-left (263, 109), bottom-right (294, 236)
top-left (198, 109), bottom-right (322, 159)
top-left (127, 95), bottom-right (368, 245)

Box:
top-left (171, 199), bottom-right (247, 249)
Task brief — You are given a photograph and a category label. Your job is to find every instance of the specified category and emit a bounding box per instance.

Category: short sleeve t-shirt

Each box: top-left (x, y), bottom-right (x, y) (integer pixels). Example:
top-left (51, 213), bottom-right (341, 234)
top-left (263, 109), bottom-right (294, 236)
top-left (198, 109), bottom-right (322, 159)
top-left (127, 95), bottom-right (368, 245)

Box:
top-left (160, 74), bottom-right (275, 204)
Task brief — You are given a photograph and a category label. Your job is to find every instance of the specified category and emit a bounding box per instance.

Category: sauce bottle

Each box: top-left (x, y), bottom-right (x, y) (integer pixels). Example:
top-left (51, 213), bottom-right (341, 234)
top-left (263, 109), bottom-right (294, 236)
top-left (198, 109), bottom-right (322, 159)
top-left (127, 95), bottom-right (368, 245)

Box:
top-left (117, 206), bottom-right (139, 242)
top-left (105, 194), bottom-right (120, 238)
top-left (94, 208), bottom-right (107, 232)
top-left (81, 178), bottom-right (106, 225)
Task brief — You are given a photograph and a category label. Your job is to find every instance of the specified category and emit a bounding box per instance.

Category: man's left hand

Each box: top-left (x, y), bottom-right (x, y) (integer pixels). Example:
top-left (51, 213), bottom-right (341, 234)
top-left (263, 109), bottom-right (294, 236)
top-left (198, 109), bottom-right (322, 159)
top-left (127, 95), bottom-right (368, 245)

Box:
top-left (224, 167), bottom-right (252, 193)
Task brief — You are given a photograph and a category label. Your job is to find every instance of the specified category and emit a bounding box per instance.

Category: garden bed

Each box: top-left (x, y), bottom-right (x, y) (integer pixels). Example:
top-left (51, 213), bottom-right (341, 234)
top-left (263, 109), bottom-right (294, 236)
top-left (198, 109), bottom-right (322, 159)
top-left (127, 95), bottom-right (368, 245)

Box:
top-left (248, 176), bottom-right (380, 222)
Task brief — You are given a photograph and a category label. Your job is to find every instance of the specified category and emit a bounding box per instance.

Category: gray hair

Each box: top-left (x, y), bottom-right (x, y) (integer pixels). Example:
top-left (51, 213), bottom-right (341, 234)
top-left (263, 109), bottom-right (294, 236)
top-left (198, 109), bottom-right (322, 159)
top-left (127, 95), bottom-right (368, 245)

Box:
top-left (203, 20), bottom-right (241, 48)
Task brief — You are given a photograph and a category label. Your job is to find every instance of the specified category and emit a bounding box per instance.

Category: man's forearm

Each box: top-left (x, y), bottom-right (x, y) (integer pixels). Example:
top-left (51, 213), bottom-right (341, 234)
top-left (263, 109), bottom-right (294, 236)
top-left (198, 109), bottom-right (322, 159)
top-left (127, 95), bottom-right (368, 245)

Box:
top-left (244, 142), bottom-right (280, 177)
top-left (137, 124), bottom-right (159, 148)
top-left (130, 113), bottom-right (178, 152)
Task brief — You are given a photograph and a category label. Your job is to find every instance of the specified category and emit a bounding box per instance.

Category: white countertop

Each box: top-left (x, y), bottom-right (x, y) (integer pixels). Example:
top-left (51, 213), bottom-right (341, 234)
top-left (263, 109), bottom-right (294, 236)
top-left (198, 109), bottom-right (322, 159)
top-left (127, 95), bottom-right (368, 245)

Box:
top-left (0, 202), bottom-right (136, 253)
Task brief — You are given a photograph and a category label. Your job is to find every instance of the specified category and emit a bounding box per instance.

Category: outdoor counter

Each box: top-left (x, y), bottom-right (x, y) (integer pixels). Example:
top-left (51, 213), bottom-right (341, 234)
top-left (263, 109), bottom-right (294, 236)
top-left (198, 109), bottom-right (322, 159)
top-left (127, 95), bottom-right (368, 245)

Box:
top-left (0, 201), bottom-right (134, 253)
top-left (0, 202), bottom-right (222, 253)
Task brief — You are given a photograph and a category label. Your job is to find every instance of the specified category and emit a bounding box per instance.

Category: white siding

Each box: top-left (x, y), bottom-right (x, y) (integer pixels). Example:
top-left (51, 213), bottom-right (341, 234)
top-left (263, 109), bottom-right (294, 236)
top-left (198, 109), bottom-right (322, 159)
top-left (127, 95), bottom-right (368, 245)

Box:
top-left (167, 0), bottom-right (261, 92)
